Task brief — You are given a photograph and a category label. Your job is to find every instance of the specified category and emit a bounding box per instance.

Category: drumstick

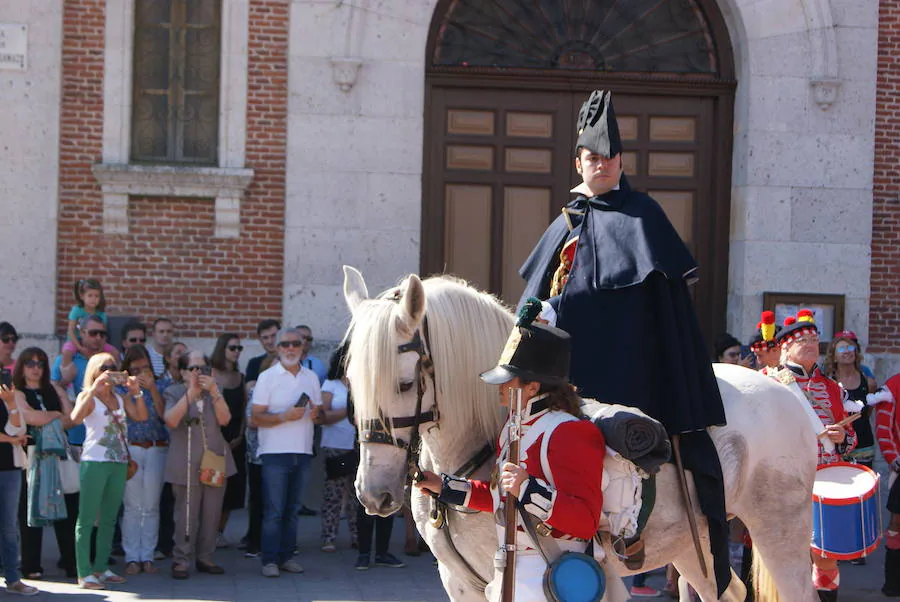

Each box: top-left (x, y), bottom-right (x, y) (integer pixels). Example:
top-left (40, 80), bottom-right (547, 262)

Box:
top-left (830, 413), bottom-right (861, 429)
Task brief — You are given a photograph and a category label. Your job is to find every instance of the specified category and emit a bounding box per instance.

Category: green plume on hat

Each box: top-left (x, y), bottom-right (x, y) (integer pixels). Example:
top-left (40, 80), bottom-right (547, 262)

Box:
top-left (517, 297), bottom-right (543, 328)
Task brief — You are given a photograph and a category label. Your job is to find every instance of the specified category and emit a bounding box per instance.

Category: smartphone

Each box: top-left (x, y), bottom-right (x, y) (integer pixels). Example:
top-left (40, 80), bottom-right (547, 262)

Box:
top-left (739, 345), bottom-right (753, 360)
top-left (294, 392), bottom-right (310, 408)
top-left (106, 371), bottom-right (128, 386)
top-left (199, 366), bottom-right (212, 376)
top-left (0, 369), bottom-right (10, 388)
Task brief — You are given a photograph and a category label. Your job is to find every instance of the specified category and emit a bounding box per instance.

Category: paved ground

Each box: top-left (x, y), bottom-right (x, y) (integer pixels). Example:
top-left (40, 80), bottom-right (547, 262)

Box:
top-left (18, 455), bottom-right (894, 600)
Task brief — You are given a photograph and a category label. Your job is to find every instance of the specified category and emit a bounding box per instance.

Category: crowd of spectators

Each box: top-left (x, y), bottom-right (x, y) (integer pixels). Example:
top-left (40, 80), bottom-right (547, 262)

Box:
top-left (0, 289), bottom-right (411, 593)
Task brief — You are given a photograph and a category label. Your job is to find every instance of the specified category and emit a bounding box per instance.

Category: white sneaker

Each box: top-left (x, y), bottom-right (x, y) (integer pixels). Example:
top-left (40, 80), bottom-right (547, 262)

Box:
top-left (280, 560), bottom-right (304, 574)
top-left (261, 563), bottom-right (280, 578)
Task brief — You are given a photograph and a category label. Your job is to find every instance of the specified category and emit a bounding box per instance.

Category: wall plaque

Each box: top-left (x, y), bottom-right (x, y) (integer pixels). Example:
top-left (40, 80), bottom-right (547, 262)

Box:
top-left (0, 24), bottom-right (27, 71)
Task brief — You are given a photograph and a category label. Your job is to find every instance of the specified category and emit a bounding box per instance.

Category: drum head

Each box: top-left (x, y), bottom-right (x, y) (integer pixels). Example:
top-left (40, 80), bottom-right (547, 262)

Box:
top-left (545, 552), bottom-right (605, 602)
top-left (813, 463), bottom-right (879, 504)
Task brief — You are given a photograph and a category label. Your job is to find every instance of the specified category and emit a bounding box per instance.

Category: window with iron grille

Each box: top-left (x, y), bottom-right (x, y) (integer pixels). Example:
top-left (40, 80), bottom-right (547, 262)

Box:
top-left (131, 0), bottom-right (221, 165)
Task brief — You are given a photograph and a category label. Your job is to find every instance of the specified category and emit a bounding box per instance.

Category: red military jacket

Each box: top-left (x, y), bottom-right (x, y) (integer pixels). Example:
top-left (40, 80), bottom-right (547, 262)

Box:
top-left (873, 374), bottom-right (900, 466)
top-left (440, 394), bottom-right (605, 541)
top-left (763, 362), bottom-right (857, 466)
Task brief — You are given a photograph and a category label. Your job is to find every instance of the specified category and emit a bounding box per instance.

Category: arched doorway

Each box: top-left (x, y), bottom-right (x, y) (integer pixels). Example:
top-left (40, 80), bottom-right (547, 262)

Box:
top-left (421, 0), bottom-right (736, 343)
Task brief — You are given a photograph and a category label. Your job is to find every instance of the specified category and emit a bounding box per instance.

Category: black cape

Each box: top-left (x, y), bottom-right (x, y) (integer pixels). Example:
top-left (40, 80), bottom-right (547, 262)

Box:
top-left (518, 176), bottom-right (731, 595)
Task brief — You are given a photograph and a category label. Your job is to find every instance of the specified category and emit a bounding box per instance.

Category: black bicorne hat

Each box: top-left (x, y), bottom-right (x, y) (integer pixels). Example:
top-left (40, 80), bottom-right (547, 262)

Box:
top-left (575, 90), bottom-right (622, 158)
top-left (480, 299), bottom-right (571, 386)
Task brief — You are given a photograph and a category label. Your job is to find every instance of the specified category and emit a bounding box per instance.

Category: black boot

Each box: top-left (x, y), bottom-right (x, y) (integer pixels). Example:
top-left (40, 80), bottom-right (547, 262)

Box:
top-left (816, 588), bottom-right (837, 602)
top-left (884, 547), bottom-right (900, 597)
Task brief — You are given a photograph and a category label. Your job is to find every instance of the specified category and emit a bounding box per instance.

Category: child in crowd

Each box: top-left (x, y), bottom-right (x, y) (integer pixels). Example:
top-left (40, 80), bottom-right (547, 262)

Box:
top-left (62, 279), bottom-right (117, 365)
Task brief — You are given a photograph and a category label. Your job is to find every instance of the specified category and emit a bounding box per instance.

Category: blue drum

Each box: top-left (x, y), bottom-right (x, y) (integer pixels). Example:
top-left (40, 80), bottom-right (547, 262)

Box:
top-left (811, 462), bottom-right (881, 560)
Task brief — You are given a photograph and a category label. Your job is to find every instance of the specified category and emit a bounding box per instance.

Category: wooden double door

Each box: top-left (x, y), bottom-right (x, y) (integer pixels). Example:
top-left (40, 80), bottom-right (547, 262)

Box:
top-left (422, 84), bottom-right (727, 338)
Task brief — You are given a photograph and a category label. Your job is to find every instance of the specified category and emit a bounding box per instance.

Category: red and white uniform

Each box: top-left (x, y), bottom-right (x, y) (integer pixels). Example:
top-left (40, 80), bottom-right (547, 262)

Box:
top-left (873, 374), bottom-right (900, 469)
top-left (439, 393), bottom-right (606, 601)
top-left (764, 363), bottom-right (857, 465)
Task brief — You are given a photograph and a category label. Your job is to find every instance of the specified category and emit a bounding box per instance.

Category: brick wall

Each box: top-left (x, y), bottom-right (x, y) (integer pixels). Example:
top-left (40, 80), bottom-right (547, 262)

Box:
top-left (56, 0), bottom-right (288, 339)
top-left (871, 0), bottom-right (900, 352)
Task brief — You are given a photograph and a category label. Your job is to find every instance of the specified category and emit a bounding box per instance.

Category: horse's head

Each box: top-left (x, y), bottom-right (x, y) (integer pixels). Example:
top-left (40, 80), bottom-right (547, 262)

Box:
top-left (343, 266), bottom-right (436, 516)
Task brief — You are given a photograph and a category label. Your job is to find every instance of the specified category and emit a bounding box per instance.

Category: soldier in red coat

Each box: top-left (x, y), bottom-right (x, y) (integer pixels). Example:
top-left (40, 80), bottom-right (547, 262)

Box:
top-left (762, 309), bottom-right (856, 602)
top-left (416, 303), bottom-right (607, 601)
top-left (867, 375), bottom-right (900, 596)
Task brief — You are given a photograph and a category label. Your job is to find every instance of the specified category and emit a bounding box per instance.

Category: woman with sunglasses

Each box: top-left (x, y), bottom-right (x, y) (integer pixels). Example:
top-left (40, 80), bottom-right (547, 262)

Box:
top-left (825, 332), bottom-right (878, 470)
top-left (0, 323), bottom-right (18, 372)
top-left (13, 348), bottom-right (77, 580)
top-left (119, 345), bottom-right (169, 576)
top-left (69, 353), bottom-right (148, 590)
top-left (163, 350), bottom-right (235, 580)
top-left (209, 333), bottom-right (246, 546)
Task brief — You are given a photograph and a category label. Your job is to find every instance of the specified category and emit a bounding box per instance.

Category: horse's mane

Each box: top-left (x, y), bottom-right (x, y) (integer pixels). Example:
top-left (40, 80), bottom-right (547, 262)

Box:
top-left (347, 275), bottom-right (514, 448)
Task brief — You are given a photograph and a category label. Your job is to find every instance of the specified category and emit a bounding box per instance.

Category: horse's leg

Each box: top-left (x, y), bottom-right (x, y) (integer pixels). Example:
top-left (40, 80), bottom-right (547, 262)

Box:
top-left (738, 462), bottom-right (819, 602)
top-left (673, 547), bottom-right (745, 602)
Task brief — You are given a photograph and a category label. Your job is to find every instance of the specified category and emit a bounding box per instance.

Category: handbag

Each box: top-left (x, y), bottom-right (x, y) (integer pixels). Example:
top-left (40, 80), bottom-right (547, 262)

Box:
top-left (325, 449), bottom-right (359, 480)
top-left (198, 403), bottom-right (226, 488)
top-left (59, 442), bottom-right (80, 494)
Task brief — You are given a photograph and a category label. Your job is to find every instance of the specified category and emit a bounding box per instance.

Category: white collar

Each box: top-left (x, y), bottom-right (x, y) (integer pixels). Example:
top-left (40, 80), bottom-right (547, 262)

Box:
top-left (570, 182), bottom-right (620, 195)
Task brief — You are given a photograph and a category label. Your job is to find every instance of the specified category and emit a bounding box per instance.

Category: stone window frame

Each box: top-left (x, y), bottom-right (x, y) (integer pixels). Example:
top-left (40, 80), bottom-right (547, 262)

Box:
top-left (93, 0), bottom-right (253, 238)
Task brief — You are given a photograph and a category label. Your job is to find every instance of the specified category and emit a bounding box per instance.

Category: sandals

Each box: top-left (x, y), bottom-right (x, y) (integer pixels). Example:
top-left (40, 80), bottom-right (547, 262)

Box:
top-left (98, 569), bottom-right (126, 584)
top-left (78, 575), bottom-right (105, 590)
top-left (171, 564), bottom-right (190, 580)
top-left (142, 561), bottom-right (158, 574)
top-left (6, 581), bottom-right (39, 596)
top-left (124, 562), bottom-right (141, 575)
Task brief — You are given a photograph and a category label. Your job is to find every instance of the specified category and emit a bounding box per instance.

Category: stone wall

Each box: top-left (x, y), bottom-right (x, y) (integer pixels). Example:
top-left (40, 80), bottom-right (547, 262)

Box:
top-left (724, 0), bottom-right (878, 352)
top-left (0, 1), bottom-right (63, 354)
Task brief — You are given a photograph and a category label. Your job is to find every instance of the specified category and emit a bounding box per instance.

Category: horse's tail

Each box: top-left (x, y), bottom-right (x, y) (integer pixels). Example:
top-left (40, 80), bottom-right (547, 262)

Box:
top-left (751, 545), bottom-right (781, 602)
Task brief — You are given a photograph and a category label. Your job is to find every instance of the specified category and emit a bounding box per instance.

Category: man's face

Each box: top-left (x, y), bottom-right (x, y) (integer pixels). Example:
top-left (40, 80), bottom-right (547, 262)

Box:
top-left (259, 326), bottom-right (279, 354)
top-left (298, 327), bottom-right (313, 356)
top-left (754, 346), bottom-right (780, 368)
top-left (82, 321), bottom-right (108, 353)
top-left (153, 321), bottom-right (174, 347)
top-left (786, 333), bottom-right (820, 368)
top-left (122, 329), bottom-right (146, 350)
top-left (576, 149), bottom-right (622, 193)
top-left (277, 332), bottom-right (304, 367)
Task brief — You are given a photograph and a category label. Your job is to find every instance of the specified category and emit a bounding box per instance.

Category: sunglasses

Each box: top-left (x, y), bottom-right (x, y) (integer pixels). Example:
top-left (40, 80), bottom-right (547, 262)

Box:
top-left (227, 345), bottom-right (244, 352)
top-left (99, 363), bottom-right (118, 372)
top-left (1, 335), bottom-right (18, 344)
top-left (127, 337), bottom-right (146, 343)
top-left (186, 365), bottom-right (206, 372)
top-left (88, 330), bottom-right (109, 339)
top-left (278, 341), bottom-right (304, 349)
top-left (836, 344), bottom-right (857, 353)
top-left (23, 360), bottom-right (44, 369)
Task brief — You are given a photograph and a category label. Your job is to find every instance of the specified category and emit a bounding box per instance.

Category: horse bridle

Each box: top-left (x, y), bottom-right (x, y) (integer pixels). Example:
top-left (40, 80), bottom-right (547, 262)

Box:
top-left (358, 326), bottom-right (438, 482)
top-left (356, 315), bottom-right (492, 590)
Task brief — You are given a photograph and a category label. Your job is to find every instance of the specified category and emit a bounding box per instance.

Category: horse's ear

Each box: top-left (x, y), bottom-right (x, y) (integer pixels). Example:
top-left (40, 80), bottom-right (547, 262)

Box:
top-left (343, 265), bottom-right (369, 313)
top-left (396, 274), bottom-right (426, 336)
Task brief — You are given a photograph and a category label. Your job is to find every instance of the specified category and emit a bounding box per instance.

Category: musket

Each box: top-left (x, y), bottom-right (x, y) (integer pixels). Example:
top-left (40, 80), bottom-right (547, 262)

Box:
top-left (499, 387), bottom-right (523, 602)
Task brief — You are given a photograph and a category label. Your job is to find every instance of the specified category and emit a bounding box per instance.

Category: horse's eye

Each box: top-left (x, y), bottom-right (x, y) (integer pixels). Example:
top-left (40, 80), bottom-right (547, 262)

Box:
top-left (399, 381), bottom-right (414, 393)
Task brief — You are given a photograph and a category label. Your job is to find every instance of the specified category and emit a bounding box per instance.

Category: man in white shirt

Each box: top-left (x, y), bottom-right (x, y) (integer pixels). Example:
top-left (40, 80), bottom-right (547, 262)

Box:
top-left (251, 328), bottom-right (322, 577)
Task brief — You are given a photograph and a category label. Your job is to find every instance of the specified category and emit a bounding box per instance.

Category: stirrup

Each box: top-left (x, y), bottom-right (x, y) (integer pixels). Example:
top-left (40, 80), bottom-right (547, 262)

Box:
top-left (614, 536), bottom-right (645, 570)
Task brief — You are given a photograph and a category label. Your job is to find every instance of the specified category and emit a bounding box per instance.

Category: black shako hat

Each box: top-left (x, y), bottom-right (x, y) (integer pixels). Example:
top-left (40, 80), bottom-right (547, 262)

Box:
top-left (480, 298), bottom-right (572, 386)
top-left (774, 309), bottom-right (819, 347)
top-left (575, 90), bottom-right (623, 158)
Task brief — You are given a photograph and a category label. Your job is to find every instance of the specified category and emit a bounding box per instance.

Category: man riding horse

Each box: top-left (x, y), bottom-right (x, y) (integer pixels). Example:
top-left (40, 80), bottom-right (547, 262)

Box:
top-left (517, 90), bottom-right (732, 597)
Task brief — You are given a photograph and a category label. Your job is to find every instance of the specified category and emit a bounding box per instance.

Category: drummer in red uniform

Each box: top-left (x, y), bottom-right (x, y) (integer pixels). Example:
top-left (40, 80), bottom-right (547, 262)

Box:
top-left (868, 375), bottom-right (900, 597)
top-left (416, 300), bottom-right (607, 601)
top-left (763, 309), bottom-right (856, 602)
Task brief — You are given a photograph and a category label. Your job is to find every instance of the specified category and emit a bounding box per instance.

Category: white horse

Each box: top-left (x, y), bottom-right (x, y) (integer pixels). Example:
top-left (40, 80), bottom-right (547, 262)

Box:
top-left (343, 266), bottom-right (818, 602)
